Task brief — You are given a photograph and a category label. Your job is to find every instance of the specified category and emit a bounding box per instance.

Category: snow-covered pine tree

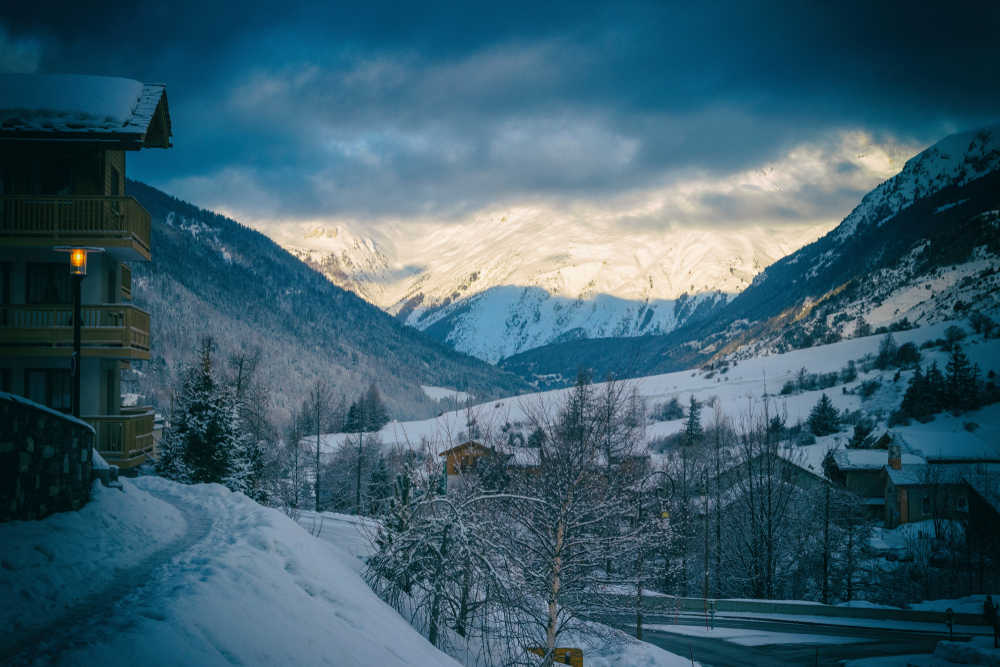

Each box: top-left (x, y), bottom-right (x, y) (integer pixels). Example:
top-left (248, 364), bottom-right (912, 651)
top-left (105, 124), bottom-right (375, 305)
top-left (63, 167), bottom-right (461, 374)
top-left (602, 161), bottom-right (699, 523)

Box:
top-left (156, 419), bottom-right (191, 483)
top-left (683, 394), bottom-right (702, 446)
top-left (170, 338), bottom-right (236, 484)
top-left (808, 393), bottom-right (840, 436)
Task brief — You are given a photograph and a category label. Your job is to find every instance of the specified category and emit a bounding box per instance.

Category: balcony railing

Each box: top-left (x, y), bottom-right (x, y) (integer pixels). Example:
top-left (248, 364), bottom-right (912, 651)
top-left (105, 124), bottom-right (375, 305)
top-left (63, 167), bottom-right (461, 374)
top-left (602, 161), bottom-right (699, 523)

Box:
top-left (121, 264), bottom-right (132, 300)
top-left (85, 410), bottom-right (156, 469)
top-left (0, 195), bottom-right (152, 259)
top-left (0, 303), bottom-right (150, 358)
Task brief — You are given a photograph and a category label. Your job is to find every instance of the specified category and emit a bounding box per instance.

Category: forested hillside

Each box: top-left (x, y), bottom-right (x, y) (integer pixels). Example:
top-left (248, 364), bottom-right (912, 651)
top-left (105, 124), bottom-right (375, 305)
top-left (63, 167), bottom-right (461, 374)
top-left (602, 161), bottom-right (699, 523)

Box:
top-left (126, 180), bottom-right (529, 421)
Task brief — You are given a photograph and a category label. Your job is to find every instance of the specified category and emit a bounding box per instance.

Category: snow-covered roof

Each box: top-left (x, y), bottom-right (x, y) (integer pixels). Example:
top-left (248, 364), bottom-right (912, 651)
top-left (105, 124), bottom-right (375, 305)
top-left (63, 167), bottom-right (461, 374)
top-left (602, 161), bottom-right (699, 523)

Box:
top-left (884, 462), bottom-right (992, 487)
top-left (0, 74), bottom-right (171, 148)
top-left (831, 448), bottom-right (924, 471)
top-left (506, 447), bottom-right (540, 468)
top-left (893, 430), bottom-right (1000, 462)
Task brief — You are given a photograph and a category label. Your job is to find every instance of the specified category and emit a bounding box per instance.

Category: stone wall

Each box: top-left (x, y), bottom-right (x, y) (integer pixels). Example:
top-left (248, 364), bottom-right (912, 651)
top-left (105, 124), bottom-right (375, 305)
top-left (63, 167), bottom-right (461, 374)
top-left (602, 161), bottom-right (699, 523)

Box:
top-left (0, 393), bottom-right (95, 522)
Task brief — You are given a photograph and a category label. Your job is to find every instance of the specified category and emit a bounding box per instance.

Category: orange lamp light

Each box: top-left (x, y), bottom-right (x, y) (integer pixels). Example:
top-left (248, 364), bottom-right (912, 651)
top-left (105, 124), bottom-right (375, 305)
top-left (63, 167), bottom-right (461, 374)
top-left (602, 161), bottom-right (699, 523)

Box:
top-left (69, 248), bottom-right (87, 276)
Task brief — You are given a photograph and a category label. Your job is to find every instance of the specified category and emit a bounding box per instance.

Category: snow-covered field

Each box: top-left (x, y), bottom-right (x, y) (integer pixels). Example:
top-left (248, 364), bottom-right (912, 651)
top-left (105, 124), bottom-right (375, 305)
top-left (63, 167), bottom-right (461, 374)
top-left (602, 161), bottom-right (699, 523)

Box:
top-left (314, 320), bottom-right (1000, 467)
top-left (0, 479), bottom-right (698, 667)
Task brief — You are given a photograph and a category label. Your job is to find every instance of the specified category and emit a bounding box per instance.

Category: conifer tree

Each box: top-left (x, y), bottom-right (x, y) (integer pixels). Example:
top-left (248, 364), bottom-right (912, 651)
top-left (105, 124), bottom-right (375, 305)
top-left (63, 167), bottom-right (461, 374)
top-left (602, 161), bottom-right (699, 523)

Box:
top-left (925, 360), bottom-right (945, 414)
top-left (175, 338), bottom-right (237, 485)
top-left (901, 366), bottom-right (929, 421)
top-left (683, 394), bottom-right (702, 446)
top-left (156, 422), bottom-right (191, 483)
top-left (945, 343), bottom-right (974, 413)
top-left (808, 393), bottom-right (840, 436)
top-left (847, 415), bottom-right (876, 449)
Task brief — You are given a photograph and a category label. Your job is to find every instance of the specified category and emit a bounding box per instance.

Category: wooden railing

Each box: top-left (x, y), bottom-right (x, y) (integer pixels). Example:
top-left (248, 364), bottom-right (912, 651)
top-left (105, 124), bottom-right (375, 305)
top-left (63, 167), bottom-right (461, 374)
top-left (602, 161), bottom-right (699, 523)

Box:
top-left (84, 410), bottom-right (156, 468)
top-left (0, 303), bottom-right (150, 356)
top-left (0, 195), bottom-right (151, 253)
top-left (121, 264), bottom-right (132, 300)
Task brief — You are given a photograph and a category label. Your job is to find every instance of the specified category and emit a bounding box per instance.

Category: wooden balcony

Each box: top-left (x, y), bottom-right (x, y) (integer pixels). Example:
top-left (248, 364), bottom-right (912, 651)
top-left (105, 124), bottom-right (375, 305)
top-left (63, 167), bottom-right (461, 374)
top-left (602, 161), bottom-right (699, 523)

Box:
top-left (85, 410), bottom-right (156, 469)
top-left (0, 195), bottom-right (152, 261)
top-left (0, 303), bottom-right (151, 359)
top-left (121, 264), bottom-right (132, 300)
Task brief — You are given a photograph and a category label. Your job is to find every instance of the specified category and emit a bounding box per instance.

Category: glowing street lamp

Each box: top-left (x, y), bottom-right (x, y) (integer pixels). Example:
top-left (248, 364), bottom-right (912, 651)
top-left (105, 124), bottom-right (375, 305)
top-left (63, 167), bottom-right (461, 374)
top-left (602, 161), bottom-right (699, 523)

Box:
top-left (55, 247), bottom-right (102, 417)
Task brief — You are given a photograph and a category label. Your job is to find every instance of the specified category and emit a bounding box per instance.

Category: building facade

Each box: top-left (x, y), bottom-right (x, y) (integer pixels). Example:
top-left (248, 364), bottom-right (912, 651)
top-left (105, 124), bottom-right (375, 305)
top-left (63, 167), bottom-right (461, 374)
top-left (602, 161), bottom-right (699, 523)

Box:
top-left (0, 74), bottom-right (172, 473)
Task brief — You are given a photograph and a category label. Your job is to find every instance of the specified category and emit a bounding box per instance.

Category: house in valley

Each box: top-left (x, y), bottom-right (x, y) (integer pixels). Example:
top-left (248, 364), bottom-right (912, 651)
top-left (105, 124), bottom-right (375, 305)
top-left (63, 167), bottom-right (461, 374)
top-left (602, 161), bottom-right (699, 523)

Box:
top-left (877, 431), bottom-right (1000, 529)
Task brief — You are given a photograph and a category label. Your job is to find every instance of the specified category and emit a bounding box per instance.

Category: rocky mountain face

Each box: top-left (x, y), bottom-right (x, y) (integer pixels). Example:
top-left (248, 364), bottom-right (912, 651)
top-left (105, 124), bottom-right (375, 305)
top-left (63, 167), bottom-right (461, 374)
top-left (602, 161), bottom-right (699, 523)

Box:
top-left (498, 124), bottom-right (1000, 386)
top-left (125, 181), bottom-right (530, 421)
top-left (275, 212), bottom-right (829, 363)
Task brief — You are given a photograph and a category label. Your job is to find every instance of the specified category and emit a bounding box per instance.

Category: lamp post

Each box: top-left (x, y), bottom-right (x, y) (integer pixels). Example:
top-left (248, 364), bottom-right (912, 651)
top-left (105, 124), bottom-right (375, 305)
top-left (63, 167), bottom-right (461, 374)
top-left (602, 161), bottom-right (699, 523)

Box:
top-left (55, 247), bottom-right (101, 418)
top-left (635, 470), bottom-right (674, 640)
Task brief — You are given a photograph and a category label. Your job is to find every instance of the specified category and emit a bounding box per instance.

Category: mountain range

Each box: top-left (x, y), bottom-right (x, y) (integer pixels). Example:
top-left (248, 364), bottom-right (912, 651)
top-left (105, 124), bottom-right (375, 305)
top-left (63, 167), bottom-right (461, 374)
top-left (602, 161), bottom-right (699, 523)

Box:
top-left (498, 123), bottom-right (1000, 386)
top-left (271, 208), bottom-right (830, 363)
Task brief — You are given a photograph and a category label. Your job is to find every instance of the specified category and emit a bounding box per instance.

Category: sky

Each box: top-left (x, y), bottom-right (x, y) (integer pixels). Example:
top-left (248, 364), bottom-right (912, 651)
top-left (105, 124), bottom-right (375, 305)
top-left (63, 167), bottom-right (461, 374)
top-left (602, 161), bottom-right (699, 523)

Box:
top-left (2, 0), bottom-right (997, 236)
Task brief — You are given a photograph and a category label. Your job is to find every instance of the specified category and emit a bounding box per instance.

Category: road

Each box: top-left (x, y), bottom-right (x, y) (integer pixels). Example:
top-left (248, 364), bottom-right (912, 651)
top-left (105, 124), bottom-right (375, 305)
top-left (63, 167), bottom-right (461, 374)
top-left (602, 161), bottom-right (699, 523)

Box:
top-left (625, 614), bottom-right (955, 667)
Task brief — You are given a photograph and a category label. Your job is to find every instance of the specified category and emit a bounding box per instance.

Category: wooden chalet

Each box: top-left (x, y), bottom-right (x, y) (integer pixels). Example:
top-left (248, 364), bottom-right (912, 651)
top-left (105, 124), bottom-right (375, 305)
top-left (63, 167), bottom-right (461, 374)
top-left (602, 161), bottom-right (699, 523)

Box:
top-left (0, 74), bottom-right (172, 472)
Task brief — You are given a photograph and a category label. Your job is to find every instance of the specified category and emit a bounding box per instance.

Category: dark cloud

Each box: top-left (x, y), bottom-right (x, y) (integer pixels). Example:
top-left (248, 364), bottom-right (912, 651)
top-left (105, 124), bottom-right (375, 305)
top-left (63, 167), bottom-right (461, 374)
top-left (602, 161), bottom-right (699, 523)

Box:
top-left (2, 0), bottom-right (997, 220)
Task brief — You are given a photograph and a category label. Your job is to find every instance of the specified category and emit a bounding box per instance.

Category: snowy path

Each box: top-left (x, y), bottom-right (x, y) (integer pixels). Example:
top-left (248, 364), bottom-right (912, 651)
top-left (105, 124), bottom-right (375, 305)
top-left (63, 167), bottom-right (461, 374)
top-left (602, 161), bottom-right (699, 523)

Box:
top-left (0, 490), bottom-right (212, 665)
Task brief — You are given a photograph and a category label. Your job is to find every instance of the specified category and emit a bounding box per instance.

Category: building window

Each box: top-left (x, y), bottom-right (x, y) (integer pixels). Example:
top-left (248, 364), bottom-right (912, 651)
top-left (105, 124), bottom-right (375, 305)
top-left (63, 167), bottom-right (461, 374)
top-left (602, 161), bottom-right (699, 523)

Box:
top-left (26, 263), bottom-right (72, 304)
top-left (922, 495), bottom-right (932, 516)
top-left (25, 369), bottom-right (72, 412)
top-left (957, 496), bottom-right (968, 511)
top-left (28, 157), bottom-right (74, 196)
top-left (0, 368), bottom-right (9, 393)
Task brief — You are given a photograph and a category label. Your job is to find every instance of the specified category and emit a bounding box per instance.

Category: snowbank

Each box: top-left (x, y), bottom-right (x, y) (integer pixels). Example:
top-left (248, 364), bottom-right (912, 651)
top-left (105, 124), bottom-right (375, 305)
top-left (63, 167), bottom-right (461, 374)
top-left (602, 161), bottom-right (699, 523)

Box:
top-left (0, 479), bottom-right (184, 640)
top-left (910, 595), bottom-right (1000, 616)
top-left (934, 636), bottom-right (1000, 665)
top-left (17, 476), bottom-right (461, 667)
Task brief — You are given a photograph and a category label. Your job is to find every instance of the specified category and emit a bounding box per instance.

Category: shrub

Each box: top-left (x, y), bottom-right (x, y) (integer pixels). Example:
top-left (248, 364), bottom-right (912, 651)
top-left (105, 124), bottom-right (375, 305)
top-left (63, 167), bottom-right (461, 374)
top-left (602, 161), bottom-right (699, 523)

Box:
top-left (887, 410), bottom-right (912, 427)
top-left (860, 380), bottom-right (881, 398)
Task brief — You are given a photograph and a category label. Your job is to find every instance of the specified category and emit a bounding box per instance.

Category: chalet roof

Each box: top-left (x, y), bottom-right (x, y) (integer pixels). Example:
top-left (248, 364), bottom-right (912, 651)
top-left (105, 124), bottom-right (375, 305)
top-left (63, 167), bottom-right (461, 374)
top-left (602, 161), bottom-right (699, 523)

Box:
top-left (506, 447), bottom-right (541, 468)
top-left (883, 462), bottom-right (1000, 487)
top-left (831, 448), bottom-right (924, 471)
top-left (0, 74), bottom-right (172, 149)
top-left (893, 430), bottom-right (1000, 463)
top-left (439, 441), bottom-right (491, 456)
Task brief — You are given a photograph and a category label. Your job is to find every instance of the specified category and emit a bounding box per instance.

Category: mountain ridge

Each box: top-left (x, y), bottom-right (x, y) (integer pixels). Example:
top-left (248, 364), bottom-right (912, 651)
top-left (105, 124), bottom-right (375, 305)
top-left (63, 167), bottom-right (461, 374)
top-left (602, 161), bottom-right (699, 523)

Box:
top-left (497, 123), bottom-right (1000, 386)
top-left (125, 180), bottom-right (531, 421)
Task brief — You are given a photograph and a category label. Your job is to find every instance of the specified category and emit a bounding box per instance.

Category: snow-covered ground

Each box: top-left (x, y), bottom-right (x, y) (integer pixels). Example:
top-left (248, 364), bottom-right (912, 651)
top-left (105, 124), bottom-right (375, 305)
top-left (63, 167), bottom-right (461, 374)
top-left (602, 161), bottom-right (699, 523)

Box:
top-left (0, 479), bottom-right (464, 666)
top-left (312, 320), bottom-right (1000, 468)
top-left (298, 510), bottom-right (700, 667)
top-left (1, 479), bottom-right (697, 666)
top-left (846, 636), bottom-right (1000, 667)
top-left (0, 478), bottom-right (184, 642)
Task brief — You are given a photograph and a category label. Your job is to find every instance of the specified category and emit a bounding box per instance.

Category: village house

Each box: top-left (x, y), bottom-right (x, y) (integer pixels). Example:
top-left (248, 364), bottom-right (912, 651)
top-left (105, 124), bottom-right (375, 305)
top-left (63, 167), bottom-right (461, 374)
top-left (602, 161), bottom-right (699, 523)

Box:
top-left (439, 440), bottom-right (541, 492)
top-left (0, 73), bottom-right (172, 475)
top-left (877, 431), bottom-right (1000, 529)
